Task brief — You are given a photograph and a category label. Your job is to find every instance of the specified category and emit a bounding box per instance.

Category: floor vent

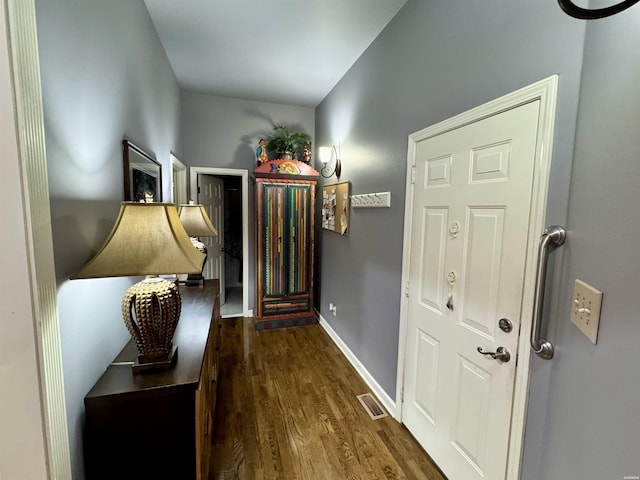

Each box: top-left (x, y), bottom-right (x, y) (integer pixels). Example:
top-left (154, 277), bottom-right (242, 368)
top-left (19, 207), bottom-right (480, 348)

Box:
top-left (357, 393), bottom-right (388, 420)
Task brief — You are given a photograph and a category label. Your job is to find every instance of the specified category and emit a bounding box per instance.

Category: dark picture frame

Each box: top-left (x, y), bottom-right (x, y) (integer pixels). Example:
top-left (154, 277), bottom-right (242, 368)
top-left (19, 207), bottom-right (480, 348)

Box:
top-left (123, 139), bottom-right (162, 202)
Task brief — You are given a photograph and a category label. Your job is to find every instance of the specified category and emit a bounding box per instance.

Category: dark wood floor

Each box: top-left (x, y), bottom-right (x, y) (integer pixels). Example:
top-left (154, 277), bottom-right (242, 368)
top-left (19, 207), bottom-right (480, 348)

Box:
top-left (210, 317), bottom-right (447, 480)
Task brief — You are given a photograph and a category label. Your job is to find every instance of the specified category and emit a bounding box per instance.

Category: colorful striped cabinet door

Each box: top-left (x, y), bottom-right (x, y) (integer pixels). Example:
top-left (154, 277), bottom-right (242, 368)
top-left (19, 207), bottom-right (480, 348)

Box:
top-left (254, 160), bottom-right (318, 330)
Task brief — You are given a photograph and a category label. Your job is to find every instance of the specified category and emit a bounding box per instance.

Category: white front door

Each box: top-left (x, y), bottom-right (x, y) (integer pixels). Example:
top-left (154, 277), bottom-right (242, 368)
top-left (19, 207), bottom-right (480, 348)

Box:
top-left (402, 100), bottom-right (540, 480)
top-left (198, 174), bottom-right (225, 304)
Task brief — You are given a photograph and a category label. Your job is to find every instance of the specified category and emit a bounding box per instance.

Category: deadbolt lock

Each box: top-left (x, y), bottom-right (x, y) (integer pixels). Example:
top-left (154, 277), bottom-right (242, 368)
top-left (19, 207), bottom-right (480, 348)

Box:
top-left (498, 318), bottom-right (513, 333)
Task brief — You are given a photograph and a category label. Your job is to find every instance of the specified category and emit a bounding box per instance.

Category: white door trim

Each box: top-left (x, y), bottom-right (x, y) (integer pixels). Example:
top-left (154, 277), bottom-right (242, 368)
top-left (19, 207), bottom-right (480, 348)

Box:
top-left (189, 167), bottom-right (251, 317)
top-left (396, 75), bottom-right (558, 480)
top-left (3, 0), bottom-right (72, 477)
top-left (170, 152), bottom-right (187, 206)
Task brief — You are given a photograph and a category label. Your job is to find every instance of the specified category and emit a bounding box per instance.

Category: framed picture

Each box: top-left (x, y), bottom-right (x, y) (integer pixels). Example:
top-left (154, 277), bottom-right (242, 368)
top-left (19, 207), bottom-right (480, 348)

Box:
top-left (123, 139), bottom-right (162, 202)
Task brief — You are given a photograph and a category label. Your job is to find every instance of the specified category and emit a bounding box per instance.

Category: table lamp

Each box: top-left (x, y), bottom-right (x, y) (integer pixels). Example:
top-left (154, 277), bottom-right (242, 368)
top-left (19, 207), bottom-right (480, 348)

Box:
top-left (178, 202), bottom-right (218, 287)
top-left (71, 202), bottom-right (205, 373)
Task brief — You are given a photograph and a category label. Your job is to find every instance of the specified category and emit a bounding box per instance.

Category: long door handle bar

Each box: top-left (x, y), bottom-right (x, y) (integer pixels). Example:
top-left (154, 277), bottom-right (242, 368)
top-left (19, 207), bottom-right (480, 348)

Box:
top-left (530, 225), bottom-right (566, 360)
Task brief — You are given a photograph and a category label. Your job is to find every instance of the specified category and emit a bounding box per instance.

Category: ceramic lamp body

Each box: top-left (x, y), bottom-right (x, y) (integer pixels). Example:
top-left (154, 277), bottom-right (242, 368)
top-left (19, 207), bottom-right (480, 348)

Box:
top-left (122, 276), bottom-right (181, 364)
top-left (184, 238), bottom-right (207, 287)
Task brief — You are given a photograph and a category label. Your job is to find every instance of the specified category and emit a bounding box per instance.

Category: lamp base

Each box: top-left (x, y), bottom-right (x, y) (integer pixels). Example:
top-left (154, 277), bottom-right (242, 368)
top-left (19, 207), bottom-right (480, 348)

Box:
top-left (122, 277), bottom-right (182, 374)
top-left (179, 240), bottom-right (207, 288)
top-left (180, 273), bottom-right (204, 287)
top-left (132, 345), bottom-right (178, 374)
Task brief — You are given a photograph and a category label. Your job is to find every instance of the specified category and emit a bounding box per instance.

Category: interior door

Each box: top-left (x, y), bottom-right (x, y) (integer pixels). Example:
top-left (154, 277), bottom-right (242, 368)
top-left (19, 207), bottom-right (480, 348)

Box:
top-left (198, 174), bottom-right (225, 304)
top-left (402, 101), bottom-right (540, 480)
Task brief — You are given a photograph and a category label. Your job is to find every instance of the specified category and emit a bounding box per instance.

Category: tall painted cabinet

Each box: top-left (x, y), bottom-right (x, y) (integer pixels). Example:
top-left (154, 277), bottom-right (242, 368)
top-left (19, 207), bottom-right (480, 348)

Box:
top-left (254, 159), bottom-right (319, 329)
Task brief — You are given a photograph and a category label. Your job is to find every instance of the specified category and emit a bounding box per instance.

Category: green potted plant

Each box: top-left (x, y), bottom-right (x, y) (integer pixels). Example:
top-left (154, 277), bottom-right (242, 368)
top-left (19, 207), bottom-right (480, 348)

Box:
top-left (265, 124), bottom-right (311, 161)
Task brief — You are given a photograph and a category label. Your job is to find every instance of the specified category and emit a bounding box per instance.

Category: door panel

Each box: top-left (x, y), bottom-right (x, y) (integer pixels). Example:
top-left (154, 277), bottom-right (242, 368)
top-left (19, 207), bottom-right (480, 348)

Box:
top-left (426, 154), bottom-right (452, 187)
top-left (263, 184), bottom-right (287, 297)
top-left (419, 207), bottom-right (448, 312)
top-left (451, 355), bottom-right (491, 475)
top-left (462, 208), bottom-right (505, 338)
top-left (414, 329), bottom-right (440, 424)
top-left (286, 185), bottom-right (311, 295)
top-left (403, 100), bottom-right (540, 480)
top-left (198, 175), bottom-right (225, 303)
top-left (470, 141), bottom-right (511, 183)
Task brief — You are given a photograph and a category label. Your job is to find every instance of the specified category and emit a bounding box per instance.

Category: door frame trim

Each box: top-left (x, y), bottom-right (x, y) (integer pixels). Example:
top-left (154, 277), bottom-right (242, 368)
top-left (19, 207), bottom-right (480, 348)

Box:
top-left (190, 167), bottom-right (250, 317)
top-left (4, 0), bottom-right (72, 476)
top-left (170, 152), bottom-right (187, 206)
top-left (396, 75), bottom-right (558, 479)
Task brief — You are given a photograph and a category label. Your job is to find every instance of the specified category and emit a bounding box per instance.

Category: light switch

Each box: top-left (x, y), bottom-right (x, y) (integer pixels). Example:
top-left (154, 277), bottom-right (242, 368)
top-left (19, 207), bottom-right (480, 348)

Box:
top-left (570, 279), bottom-right (603, 344)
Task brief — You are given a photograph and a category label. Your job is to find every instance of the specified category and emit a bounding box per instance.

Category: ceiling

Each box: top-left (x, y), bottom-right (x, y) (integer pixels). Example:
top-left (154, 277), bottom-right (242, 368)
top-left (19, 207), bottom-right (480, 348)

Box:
top-left (143, 0), bottom-right (407, 107)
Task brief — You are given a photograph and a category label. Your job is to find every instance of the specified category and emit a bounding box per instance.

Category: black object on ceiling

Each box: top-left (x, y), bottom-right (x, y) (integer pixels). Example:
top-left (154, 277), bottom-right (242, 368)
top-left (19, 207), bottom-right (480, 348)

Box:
top-left (558, 0), bottom-right (640, 19)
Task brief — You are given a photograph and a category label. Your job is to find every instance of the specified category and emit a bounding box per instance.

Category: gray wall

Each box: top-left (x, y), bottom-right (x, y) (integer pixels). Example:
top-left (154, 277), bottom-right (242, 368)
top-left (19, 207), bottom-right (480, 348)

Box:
top-left (317, 0), bottom-right (640, 478)
top-left (36, 1), bottom-right (182, 478)
top-left (530, 5), bottom-right (640, 479)
top-left (32, 0), bottom-right (640, 478)
top-left (315, 0), bottom-right (585, 400)
top-left (181, 92), bottom-right (315, 309)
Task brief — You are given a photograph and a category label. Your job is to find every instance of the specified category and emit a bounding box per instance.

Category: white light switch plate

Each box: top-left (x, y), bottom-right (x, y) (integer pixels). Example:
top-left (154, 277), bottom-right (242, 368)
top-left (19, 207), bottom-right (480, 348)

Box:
top-left (570, 279), bottom-right (602, 344)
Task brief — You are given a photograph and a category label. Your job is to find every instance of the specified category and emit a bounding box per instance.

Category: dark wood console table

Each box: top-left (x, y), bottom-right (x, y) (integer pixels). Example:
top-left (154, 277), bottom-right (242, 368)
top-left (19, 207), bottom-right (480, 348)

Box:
top-left (83, 280), bottom-right (221, 480)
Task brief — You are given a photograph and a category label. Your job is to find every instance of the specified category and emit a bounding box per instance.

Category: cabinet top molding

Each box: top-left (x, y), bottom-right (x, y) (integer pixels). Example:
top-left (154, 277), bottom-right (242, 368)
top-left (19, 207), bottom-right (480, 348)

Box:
top-left (254, 159), bottom-right (319, 179)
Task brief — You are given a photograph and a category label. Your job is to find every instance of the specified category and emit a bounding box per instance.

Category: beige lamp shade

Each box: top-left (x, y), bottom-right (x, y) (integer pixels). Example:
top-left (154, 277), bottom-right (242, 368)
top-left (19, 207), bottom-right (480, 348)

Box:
top-left (71, 202), bottom-right (205, 279)
top-left (178, 204), bottom-right (218, 237)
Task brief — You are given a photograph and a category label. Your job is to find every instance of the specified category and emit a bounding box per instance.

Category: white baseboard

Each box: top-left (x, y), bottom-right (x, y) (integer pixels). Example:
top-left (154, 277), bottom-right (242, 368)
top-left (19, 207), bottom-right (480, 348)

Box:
top-left (316, 311), bottom-right (397, 418)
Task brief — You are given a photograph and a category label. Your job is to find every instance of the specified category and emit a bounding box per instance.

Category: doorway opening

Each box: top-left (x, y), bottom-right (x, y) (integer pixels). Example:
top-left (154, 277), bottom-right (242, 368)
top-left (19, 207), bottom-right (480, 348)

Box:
top-left (190, 167), bottom-right (249, 318)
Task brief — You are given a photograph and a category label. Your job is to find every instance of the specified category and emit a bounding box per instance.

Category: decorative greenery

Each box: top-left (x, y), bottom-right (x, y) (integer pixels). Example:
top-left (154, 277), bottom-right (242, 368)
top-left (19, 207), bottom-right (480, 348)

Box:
top-left (265, 124), bottom-right (311, 159)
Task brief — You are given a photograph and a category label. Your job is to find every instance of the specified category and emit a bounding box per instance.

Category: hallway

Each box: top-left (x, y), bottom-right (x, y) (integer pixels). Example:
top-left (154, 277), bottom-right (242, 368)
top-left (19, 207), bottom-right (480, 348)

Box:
top-left (219, 286), bottom-right (243, 318)
top-left (210, 317), bottom-right (446, 479)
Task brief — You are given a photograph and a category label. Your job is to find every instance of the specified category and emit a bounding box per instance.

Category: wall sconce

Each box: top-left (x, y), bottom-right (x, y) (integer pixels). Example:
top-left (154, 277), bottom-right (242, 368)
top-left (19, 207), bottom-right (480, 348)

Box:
top-left (318, 145), bottom-right (342, 179)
